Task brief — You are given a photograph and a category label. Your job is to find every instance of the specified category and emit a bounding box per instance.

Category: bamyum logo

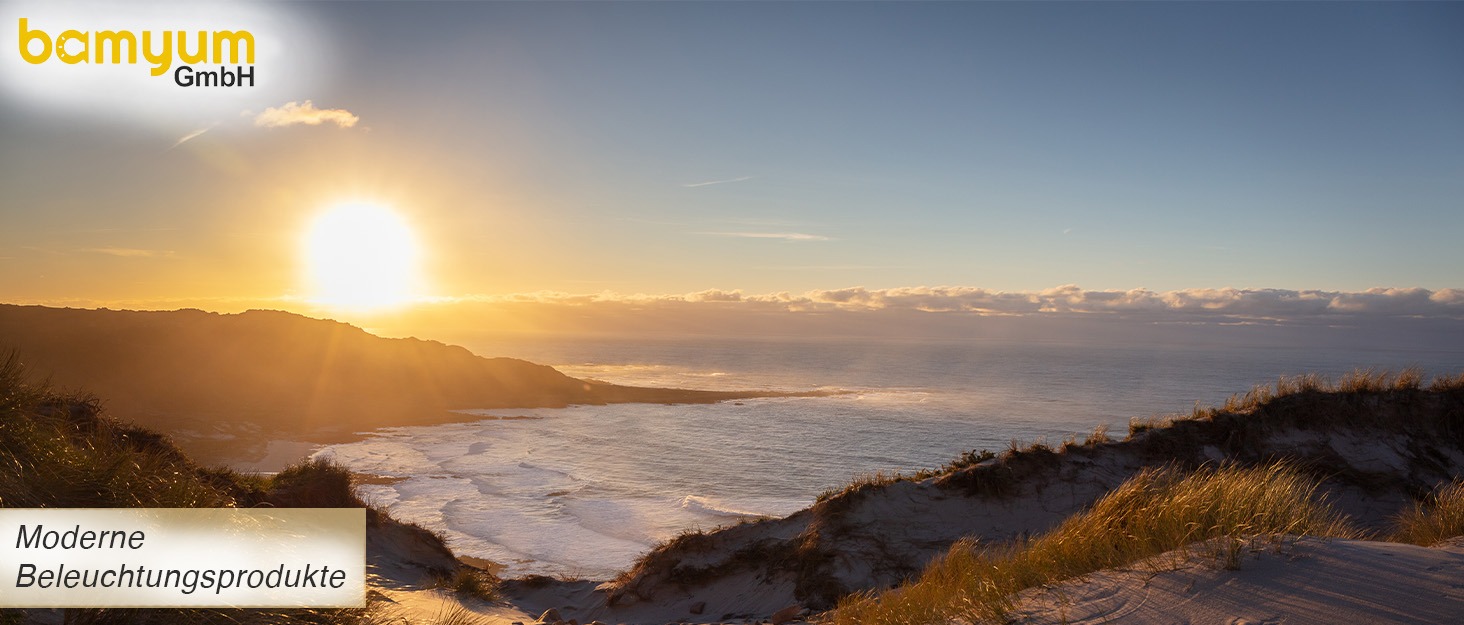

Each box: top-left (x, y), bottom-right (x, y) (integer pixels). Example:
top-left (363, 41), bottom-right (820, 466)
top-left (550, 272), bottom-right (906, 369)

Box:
top-left (17, 17), bottom-right (255, 87)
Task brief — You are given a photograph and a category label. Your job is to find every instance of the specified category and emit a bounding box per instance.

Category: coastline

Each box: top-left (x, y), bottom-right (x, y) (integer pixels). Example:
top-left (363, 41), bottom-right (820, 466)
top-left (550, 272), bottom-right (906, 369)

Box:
top-left (191, 384), bottom-right (837, 471)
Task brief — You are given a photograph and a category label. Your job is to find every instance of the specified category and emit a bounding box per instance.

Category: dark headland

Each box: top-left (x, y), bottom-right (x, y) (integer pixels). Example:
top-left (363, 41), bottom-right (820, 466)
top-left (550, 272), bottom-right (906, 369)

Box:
top-left (0, 304), bottom-right (824, 464)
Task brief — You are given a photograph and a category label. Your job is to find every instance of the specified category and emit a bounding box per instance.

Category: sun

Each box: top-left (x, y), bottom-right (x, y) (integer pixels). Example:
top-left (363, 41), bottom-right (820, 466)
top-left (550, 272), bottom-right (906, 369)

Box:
top-left (303, 202), bottom-right (422, 311)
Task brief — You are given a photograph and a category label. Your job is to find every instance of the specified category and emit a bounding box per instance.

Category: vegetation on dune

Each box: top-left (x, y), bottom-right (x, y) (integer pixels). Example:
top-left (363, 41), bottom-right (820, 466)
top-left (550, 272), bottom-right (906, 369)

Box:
top-left (828, 463), bottom-right (1357, 625)
top-left (0, 353), bottom-right (496, 625)
top-left (268, 458), bottom-right (367, 508)
top-left (444, 567), bottom-right (503, 603)
top-left (1128, 367), bottom-right (1462, 436)
top-left (0, 353), bottom-right (250, 509)
top-left (1391, 479), bottom-right (1464, 547)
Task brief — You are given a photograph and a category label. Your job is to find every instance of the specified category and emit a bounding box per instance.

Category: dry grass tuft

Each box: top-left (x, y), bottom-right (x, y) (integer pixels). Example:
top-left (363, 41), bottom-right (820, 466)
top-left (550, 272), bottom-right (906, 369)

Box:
top-left (1214, 367), bottom-right (1433, 416)
top-left (817, 470), bottom-right (906, 503)
top-left (440, 566), bottom-right (501, 602)
top-left (1391, 480), bottom-right (1464, 546)
top-left (424, 604), bottom-right (491, 625)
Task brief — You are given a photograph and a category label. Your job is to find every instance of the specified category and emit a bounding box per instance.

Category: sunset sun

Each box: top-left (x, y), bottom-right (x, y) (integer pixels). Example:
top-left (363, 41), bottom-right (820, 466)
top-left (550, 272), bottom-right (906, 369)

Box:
top-left (303, 202), bottom-right (422, 311)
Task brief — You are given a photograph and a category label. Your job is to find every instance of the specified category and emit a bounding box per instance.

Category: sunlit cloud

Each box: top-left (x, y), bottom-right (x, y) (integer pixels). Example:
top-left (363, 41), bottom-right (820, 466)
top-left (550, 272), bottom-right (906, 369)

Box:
top-left (703, 232), bottom-right (832, 242)
top-left (253, 100), bottom-right (360, 129)
top-left (434, 285), bottom-right (1464, 322)
top-left (682, 176), bottom-right (753, 188)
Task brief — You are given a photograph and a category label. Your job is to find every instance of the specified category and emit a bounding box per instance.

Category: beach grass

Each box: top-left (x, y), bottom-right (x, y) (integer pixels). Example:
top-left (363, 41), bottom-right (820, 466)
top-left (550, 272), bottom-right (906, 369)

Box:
top-left (442, 566), bottom-right (503, 602)
top-left (0, 353), bottom-right (244, 508)
top-left (0, 353), bottom-right (490, 624)
top-left (1391, 479), bottom-right (1464, 547)
top-left (827, 462), bottom-right (1356, 625)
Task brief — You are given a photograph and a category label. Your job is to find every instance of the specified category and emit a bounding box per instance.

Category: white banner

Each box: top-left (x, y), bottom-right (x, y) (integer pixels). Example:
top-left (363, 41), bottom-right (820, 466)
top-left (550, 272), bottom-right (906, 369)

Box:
top-left (0, 508), bottom-right (365, 608)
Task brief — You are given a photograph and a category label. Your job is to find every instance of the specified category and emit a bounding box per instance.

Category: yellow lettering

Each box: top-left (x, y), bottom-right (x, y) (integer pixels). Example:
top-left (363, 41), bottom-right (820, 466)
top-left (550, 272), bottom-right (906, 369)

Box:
top-left (211, 30), bottom-right (253, 64)
top-left (177, 31), bottom-right (206, 64)
top-left (55, 29), bottom-right (87, 65)
top-left (94, 30), bottom-right (137, 64)
top-left (142, 30), bottom-right (172, 76)
top-left (14, 21), bottom-right (257, 79)
top-left (18, 18), bottom-right (52, 64)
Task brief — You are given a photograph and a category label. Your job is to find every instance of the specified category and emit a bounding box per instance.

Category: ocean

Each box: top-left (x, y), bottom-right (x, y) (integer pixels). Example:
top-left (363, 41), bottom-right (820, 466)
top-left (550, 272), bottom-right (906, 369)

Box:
top-left (314, 336), bottom-right (1464, 579)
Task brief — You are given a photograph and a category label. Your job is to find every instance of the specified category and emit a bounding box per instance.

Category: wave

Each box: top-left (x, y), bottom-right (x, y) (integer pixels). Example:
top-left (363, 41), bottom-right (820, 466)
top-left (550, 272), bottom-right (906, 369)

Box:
top-left (679, 494), bottom-right (768, 519)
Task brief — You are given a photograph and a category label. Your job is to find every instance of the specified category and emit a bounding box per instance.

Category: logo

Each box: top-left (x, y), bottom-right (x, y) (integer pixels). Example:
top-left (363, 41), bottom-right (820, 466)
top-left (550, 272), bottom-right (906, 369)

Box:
top-left (17, 17), bottom-right (255, 87)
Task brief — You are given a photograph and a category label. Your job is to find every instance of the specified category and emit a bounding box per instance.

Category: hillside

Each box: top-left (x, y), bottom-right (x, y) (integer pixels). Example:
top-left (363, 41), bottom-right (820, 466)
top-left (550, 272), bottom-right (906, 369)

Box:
top-left (0, 358), bottom-right (483, 625)
top-left (0, 305), bottom-right (800, 459)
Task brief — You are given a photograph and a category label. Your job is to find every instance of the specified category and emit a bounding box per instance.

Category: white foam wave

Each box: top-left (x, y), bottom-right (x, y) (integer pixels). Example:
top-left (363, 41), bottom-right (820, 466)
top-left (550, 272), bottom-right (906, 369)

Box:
top-left (679, 495), bottom-right (766, 519)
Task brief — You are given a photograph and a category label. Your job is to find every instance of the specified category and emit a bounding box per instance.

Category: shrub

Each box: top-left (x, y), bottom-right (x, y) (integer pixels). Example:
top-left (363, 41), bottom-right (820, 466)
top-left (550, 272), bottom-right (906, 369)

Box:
top-left (267, 457), bottom-right (364, 508)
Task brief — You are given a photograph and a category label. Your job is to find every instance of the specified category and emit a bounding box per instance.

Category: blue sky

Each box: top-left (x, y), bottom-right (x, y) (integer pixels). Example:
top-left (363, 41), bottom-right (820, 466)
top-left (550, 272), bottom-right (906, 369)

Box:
top-left (1, 1), bottom-right (1461, 314)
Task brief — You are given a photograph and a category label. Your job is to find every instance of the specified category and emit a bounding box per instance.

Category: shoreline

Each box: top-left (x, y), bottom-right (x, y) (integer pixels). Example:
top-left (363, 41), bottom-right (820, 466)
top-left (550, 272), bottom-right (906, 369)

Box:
top-left (189, 386), bottom-right (840, 472)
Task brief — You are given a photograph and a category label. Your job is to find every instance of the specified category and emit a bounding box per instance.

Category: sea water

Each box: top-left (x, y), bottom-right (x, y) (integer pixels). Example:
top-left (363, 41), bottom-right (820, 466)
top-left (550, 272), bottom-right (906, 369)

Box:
top-left (315, 337), bottom-right (1463, 578)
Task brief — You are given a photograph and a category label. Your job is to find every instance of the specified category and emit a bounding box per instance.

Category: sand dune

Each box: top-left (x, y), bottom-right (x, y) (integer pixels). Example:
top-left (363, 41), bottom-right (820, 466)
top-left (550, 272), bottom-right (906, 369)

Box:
top-left (499, 381), bottom-right (1464, 624)
top-left (1014, 536), bottom-right (1464, 625)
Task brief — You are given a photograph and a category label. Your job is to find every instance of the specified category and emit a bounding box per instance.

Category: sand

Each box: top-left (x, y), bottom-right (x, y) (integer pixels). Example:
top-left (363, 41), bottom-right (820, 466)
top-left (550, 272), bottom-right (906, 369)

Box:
top-left (479, 536), bottom-right (1464, 625)
top-left (228, 439), bottom-right (322, 472)
top-left (1012, 536), bottom-right (1464, 624)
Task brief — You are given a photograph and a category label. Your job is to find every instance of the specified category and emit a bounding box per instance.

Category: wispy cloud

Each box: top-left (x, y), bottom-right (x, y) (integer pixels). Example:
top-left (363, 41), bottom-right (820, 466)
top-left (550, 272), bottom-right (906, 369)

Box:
top-left (87, 248), bottom-right (177, 259)
top-left (66, 227), bottom-right (182, 234)
top-left (682, 176), bottom-right (753, 188)
top-left (703, 232), bottom-right (832, 242)
top-left (253, 100), bottom-right (360, 129)
top-left (754, 264), bottom-right (904, 271)
top-left (170, 124), bottom-right (217, 149)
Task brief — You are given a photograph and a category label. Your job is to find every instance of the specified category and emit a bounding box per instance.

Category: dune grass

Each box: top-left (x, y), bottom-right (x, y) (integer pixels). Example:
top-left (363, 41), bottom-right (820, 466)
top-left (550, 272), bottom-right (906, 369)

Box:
top-left (811, 368), bottom-right (1462, 507)
top-left (268, 457), bottom-right (367, 508)
top-left (441, 566), bottom-right (502, 602)
top-left (0, 353), bottom-right (495, 624)
top-left (1193, 367), bottom-right (1453, 424)
top-left (827, 463), bottom-right (1356, 625)
top-left (1391, 479), bottom-right (1464, 546)
top-left (0, 352), bottom-right (371, 512)
top-left (0, 354), bottom-right (245, 508)
top-left (1122, 367), bottom-right (1461, 439)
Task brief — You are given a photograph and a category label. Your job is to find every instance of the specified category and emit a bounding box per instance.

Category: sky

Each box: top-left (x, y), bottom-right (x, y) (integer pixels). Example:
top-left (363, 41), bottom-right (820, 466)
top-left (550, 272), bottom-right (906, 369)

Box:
top-left (1, 1), bottom-right (1462, 341)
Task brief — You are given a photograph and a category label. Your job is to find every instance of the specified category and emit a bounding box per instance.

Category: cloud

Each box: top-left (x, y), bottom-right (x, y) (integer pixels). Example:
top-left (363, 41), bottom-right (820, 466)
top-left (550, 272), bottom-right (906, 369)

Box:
top-left (436, 285), bottom-right (1464, 322)
top-left (44, 285), bottom-right (1462, 350)
top-left (87, 248), bottom-right (177, 259)
top-left (170, 124), bottom-right (216, 149)
top-left (253, 101), bottom-right (360, 128)
top-left (682, 176), bottom-right (753, 188)
top-left (703, 232), bottom-right (832, 242)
